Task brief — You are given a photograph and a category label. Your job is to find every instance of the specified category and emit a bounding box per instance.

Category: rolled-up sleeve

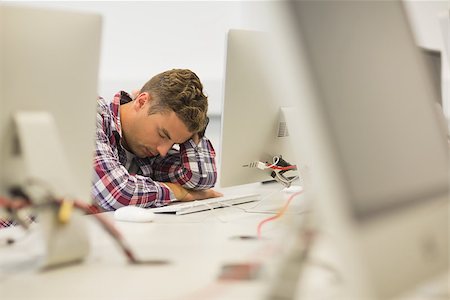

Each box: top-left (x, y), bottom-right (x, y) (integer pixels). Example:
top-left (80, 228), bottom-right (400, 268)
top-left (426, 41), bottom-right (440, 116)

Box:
top-left (149, 137), bottom-right (218, 190)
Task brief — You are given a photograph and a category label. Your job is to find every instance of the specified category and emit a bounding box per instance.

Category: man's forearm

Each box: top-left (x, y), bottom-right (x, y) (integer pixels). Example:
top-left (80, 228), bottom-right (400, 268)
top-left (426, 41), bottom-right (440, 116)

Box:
top-left (163, 183), bottom-right (189, 201)
top-left (93, 160), bottom-right (174, 210)
top-left (150, 137), bottom-right (218, 189)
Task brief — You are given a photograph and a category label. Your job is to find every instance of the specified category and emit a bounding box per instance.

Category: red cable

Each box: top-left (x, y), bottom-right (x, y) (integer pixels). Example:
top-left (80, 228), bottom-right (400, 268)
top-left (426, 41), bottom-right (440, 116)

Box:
top-left (0, 195), bottom-right (138, 263)
top-left (256, 190), bottom-right (303, 239)
top-left (270, 165), bottom-right (297, 171)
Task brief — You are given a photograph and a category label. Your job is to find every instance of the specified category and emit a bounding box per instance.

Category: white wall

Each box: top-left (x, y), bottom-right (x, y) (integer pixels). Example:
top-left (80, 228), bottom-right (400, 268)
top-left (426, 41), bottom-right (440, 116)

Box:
top-left (9, 1), bottom-right (246, 115)
top-left (8, 1), bottom-right (449, 119)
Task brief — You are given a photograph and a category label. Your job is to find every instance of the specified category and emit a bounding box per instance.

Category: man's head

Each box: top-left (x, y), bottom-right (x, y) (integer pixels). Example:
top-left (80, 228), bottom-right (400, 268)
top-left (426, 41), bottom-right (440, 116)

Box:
top-left (140, 69), bottom-right (208, 133)
top-left (120, 69), bottom-right (209, 158)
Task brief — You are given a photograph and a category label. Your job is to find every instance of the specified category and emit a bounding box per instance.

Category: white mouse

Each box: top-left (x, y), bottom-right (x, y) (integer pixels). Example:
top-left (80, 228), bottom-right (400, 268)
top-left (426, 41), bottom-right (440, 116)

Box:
top-left (114, 206), bottom-right (155, 222)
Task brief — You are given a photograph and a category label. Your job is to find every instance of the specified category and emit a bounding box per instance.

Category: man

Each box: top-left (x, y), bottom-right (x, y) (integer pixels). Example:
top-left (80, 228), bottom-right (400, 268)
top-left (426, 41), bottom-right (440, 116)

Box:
top-left (93, 69), bottom-right (221, 211)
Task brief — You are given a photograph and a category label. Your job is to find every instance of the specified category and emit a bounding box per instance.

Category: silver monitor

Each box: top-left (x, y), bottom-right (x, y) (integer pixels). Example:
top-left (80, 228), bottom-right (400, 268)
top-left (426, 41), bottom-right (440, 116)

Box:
top-left (0, 5), bottom-right (101, 268)
top-left (219, 29), bottom-right (298, 188)
top-left (266, 1), bottom-right (449, 299)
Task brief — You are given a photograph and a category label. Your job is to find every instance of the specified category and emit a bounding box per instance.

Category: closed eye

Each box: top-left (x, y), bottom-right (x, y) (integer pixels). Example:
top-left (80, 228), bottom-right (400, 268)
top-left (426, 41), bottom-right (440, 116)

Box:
top-left (160, 128), bottom-right (172, 141)
top-left (158, 129), bottom-right (169, 140)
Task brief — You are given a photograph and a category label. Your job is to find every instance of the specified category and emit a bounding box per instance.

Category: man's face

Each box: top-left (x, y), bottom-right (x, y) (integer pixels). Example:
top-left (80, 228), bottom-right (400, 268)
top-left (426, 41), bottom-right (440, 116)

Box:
top-left (124, 93), bottom-right (193, 158)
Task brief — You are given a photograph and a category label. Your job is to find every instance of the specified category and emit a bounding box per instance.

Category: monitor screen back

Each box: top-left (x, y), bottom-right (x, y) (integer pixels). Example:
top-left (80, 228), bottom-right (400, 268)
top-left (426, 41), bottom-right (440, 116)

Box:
top-left (292, 1), bottom-right (448, 220)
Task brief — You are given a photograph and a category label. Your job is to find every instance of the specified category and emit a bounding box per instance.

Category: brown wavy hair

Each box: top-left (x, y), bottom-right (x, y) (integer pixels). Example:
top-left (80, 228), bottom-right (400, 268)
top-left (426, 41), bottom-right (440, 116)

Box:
top-left (139, 69), bottom-right (208, 133)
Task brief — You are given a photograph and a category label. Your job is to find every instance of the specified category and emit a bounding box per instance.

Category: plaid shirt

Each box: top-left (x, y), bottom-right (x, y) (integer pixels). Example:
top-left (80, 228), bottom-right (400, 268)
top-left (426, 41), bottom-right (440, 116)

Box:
top-left (92, 91), bottom-right (218, 211)
top-left (0, 216), bottom-right (35, 229)
top-left (0, 219), bottom-right (14, 228)
top-left (0, 91), bottom-right (217, 228)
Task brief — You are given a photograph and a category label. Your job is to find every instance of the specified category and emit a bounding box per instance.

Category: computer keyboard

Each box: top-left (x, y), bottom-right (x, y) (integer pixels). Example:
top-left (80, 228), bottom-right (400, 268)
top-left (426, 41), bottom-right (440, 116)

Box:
top-left (148, 193), bottom-right (261, 215)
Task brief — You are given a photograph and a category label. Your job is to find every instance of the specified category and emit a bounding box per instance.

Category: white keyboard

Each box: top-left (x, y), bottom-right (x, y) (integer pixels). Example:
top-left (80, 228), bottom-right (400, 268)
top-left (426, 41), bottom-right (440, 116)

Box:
top-left (148, 193), bottom-right (261, 215)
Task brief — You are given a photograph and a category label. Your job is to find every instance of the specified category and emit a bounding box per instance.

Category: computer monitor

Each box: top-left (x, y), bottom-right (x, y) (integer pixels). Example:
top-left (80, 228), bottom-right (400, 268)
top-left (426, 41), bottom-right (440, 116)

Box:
top-left (440, 10), bottom-right (450, 63)
top-left (219, 29), bottom-right (298, 188)
top-left (265, 1), bottom-right (448, 299)
top-left (0, 5), bottom-right (101, 268)
top-left (439, 9), bottom-right (450, 131)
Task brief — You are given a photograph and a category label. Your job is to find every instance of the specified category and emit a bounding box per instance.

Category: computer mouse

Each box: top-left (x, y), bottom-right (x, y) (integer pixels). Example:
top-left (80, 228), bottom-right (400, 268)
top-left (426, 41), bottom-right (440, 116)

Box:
top-left (114, 206), bottom-right (155, 222)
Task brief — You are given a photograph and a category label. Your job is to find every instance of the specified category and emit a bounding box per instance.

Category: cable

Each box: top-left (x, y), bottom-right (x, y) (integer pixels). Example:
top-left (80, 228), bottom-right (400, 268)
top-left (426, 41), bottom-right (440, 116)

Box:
top-left (202, 201), bottom-right (228, 223)
top-left (274, 171), bottom-right (298, 185)
top-left (256, 190), bottom-right (303, 239)
top-left (218, 188), bottom-right (285, 214)
top-left (243, 155), bottom-right (297, 171)
top-left (0, 189), bottom-right (146, 264)
top-left (68, 199), bottom-right (140, 263)
top-left (266, 156), bottom-right (281, 168)
top-left (270, 165), bottom-right (297, 171)
top-left (243, 155), bottom-right (299, 189)
top-left (183, 192), bottom-right (310, 300)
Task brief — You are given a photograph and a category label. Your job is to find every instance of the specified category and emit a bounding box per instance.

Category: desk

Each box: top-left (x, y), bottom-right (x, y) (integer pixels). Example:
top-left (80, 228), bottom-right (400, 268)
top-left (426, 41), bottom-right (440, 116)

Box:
top-left (0, 183), bottom-right (447, 300)
top-left (0, 183), bottom-right (308, 300)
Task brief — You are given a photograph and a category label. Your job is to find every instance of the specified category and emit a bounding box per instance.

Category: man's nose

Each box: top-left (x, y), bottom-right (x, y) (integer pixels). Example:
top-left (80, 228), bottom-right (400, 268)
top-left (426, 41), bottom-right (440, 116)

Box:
top-left (157, 143), bottom-right (172, 157)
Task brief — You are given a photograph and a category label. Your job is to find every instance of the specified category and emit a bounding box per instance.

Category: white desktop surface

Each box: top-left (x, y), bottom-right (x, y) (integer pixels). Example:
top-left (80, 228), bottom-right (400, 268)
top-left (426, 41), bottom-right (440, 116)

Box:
top-left (0, 183), bottom-right (309, 300)
top-left (0, 182), bottom-right (447, 300)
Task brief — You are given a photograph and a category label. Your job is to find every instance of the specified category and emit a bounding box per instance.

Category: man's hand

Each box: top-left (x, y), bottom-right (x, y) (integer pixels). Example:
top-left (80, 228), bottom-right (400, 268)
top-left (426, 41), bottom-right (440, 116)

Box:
top-left (183, 188), bottom-right (223, 202)
top-left (164, 182), bottom-right (222, 201)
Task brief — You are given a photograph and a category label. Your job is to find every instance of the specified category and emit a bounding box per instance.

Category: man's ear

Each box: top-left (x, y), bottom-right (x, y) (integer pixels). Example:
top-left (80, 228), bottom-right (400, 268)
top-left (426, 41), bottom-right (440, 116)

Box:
top-left (133, 92), bottom-right (150, 111)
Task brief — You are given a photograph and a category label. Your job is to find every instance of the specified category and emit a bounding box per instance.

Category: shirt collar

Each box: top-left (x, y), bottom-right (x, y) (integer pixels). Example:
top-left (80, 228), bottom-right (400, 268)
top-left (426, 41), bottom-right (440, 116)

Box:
top-left (110, 90), bottom-right (133, 138)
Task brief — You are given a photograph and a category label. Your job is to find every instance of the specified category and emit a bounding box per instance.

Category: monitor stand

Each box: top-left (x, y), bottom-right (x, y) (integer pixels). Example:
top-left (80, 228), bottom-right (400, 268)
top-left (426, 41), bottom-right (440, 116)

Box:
top-left (5, 112), bottom-right (89, 269)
